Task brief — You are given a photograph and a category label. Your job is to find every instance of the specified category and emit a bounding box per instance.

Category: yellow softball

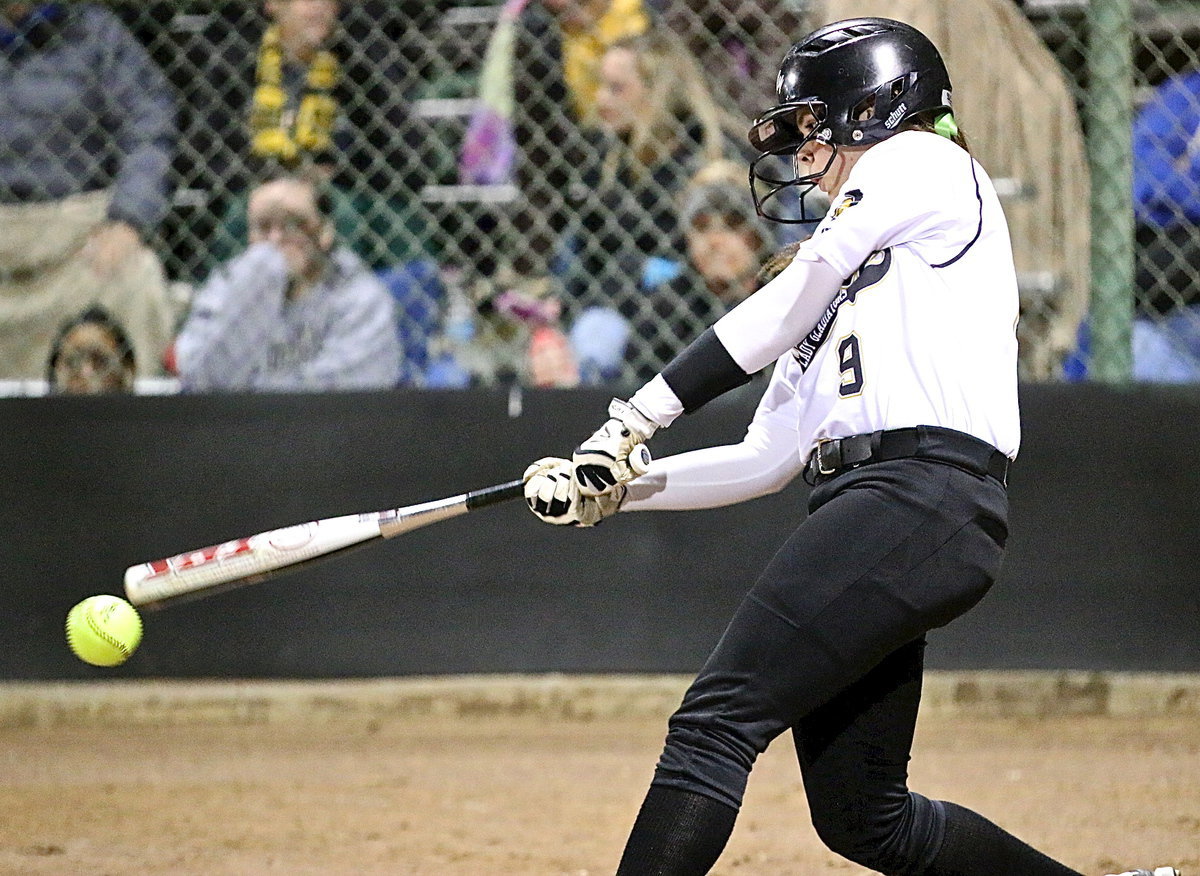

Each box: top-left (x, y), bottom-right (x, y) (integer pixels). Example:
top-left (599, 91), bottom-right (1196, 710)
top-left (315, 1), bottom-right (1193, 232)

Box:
top-left (65, 595), bottom-right (143, 667)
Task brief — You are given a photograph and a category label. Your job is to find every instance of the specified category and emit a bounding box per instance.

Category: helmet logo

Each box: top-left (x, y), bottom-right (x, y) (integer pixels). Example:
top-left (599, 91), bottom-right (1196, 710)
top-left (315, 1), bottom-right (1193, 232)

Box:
top-left (817, 127), bottom-right (832, 142)
top-left (884, 102), bottom-right (908, 129)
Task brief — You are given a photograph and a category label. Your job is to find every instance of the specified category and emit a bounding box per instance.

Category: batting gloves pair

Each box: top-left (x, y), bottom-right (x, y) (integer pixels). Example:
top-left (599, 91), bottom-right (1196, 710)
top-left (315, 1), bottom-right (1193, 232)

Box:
top-left (572, 398), bottom-right (656, 496)
top-left (523, 458), bottom-right (625, 527)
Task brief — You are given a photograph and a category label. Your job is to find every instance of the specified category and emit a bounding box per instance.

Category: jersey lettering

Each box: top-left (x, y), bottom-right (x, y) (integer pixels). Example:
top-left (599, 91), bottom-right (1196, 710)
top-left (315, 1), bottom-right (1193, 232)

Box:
top-left (791, 249), bottom-right (892, 372)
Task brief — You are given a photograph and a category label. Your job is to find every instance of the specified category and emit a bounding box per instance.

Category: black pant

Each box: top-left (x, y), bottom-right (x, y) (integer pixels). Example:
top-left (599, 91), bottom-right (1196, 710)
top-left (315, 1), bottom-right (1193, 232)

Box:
top-left (652, 457), bottom-right (1008, 872)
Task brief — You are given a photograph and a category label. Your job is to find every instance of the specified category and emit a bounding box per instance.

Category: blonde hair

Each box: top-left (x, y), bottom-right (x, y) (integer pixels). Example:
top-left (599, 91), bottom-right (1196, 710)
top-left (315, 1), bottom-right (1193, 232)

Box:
top-left (599, 29), bottom-right (743, 185)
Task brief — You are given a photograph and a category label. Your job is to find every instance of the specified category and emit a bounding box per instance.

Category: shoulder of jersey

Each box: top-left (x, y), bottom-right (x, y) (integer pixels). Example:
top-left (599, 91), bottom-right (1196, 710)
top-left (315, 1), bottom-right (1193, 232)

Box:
top-left (820, 132), bottom-right (955, 219)
top-left (859, 130), bottom-right (963, 175)
top-left (848, 131), bottom-right (977, 202)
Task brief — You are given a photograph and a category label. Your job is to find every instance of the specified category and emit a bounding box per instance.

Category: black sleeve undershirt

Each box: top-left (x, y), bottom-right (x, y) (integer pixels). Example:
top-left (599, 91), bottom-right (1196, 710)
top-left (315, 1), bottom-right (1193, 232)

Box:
top-left (660, 327), bottom-right (752, 414)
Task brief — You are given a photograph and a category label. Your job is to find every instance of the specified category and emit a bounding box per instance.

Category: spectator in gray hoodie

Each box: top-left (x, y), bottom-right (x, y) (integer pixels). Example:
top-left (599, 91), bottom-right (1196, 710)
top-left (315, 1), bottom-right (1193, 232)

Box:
top-left (174, 169), bottom-right (401, 391)
top-left (0, 2), bottom-right (177, 379)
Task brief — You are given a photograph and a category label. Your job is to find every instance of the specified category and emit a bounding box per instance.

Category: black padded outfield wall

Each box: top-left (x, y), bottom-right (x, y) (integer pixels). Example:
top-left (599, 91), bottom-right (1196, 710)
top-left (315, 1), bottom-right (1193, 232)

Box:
top-left (1, 384), bottom-right (1197, 680)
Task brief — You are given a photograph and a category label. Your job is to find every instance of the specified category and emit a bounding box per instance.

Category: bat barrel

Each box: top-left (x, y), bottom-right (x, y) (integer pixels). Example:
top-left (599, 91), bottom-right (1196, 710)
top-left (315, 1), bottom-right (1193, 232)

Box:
top-left (124, 513), bottom-right (382, 608)
top-left (122, 478), bottom-right (528, 609)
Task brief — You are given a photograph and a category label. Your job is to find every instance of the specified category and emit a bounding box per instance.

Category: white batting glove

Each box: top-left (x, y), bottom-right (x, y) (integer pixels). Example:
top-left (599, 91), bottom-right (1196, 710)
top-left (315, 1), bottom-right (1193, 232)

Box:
top-left (523, 457), bottom-right (625, 527)
top-left (572, 398), bottom-right (656, 497)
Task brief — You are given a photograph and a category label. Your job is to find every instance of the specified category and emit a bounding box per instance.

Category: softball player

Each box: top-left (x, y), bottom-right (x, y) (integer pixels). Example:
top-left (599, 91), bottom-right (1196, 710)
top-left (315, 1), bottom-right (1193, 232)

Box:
top-left (524, 17), bottom-right (1178, 876)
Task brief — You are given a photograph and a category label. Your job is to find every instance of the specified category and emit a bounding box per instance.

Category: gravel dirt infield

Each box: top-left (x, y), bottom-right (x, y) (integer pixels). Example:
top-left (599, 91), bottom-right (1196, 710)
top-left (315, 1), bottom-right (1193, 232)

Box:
top-left (1, 677), bottom-right (1197, 875)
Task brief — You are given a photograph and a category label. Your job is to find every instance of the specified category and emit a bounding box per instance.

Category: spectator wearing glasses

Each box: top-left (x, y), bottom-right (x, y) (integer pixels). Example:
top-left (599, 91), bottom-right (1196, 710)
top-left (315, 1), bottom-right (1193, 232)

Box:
top-left (174, 170), bottom-right (400, 391)
top-left (46, 305), bottom-right (137, 395)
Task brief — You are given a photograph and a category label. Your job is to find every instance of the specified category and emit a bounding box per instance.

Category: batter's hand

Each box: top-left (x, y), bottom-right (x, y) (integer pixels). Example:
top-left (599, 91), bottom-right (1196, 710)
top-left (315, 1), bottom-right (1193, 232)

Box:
top-left (572, 398), bottom-right (656, 497)
top-left (523, 457), bottom-right (625, 527)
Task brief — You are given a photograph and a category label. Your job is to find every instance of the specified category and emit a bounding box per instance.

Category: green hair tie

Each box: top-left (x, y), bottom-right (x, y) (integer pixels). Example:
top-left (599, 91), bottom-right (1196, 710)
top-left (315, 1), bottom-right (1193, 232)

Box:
top-left (934, 112), bottom-right (959, 140)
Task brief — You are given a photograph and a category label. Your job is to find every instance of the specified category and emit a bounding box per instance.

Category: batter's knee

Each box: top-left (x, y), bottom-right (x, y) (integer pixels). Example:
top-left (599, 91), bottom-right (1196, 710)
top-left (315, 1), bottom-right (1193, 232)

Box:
top-left (652, 715), bottom-right (773, 812)
top-left (809, 791), bottom-right (943, 876)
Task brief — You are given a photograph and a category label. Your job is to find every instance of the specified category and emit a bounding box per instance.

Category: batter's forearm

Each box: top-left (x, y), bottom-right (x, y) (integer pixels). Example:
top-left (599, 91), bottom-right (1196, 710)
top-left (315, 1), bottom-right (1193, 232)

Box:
top-left (626, 331), bottom-right (751, 429)
top-left (622, 441), bottom-right (804, 512)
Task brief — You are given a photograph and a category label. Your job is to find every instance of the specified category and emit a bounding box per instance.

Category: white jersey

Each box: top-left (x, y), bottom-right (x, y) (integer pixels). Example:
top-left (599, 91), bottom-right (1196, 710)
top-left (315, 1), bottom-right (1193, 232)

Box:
top-left (785, 130), bottom-right (1020, 460)
top-left (624, 131), bottom-right (1020, 513)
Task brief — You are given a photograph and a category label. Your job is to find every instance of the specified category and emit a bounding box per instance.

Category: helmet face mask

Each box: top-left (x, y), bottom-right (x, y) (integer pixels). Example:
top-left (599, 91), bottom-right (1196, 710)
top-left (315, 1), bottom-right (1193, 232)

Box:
top-left (748, 102), bottom-right (835, 223)
top-left (748, 102), bottom-right (826, 154)
top-left (748, 17), bottom-right (953, 224)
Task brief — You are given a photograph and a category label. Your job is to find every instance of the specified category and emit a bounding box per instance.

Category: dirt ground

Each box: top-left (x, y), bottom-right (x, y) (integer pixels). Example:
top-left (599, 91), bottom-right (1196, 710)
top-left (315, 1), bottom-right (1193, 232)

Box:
top-left (1, 696), bottom-right (1197, 876)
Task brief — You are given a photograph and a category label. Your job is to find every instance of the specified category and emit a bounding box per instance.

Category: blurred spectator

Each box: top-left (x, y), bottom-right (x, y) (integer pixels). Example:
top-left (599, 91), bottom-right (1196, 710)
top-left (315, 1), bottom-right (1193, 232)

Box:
top-left (656, 0), bottom-right (807, 123)
top-left (422, 268), bottom-right (570, 388)
top-left (679, 161), bottom-right (779, 307)
top-left (1131, 68), bottom-right (1200, 381)
top-left (0, 2), bottom-right (177, 380)
top-left (46, 305), bottom-right (137, 395)
top-left (174, 170), bottom-right (400, 392)
top-left (453, 23), bottom-right (746, 385)
top-left (569, 305), bottom-right (631, 384)
top-left (563, 28), bottom-right (751, 315)
top-left (487, 278), bottom-right (634, 387)
top-left (621, 161), bottom-right (776, 379)
top-left (446, 0), bottom-right (656, 385)
top-left (375, 259), bottom-right (446, 385)
top-left (189, 0), bottom-right (434, 275)
top-left (526, 304), bottom-right (581, 387)
top-left (420, 264), bottom-right (627, 388)
top-left (1132, 309), bottom-right (1200, 381)
top-left (459, 0), bottom-right (651, 282)
top-left (543, 0), bottom-right (652, 127)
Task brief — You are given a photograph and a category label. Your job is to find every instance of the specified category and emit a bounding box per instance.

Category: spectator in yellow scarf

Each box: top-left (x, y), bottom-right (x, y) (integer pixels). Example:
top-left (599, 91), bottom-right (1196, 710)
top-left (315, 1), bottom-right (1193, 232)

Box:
top-left (249, 0), bottom-right (342, 166)
top-left (186, 1), bottom-right (436, 279)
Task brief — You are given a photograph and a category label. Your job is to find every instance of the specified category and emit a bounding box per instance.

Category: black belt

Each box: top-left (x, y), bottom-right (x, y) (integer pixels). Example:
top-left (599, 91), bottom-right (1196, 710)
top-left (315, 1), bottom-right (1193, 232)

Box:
top-left (803, 426), bottom-right (1010, 486)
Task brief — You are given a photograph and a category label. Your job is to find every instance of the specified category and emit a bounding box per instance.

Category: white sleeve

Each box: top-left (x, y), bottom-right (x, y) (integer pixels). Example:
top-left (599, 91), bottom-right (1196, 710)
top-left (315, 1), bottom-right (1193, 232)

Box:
top-left (627, 250), bottom-right (842, 427)
top-left (803, 133), bottom-right (984, 279)
top-left (622, 357), bottom-right (804, 511)
top-left (710, 248), bottom-right (845, 376)
top-left (629, 373), bottom-right (685, 429)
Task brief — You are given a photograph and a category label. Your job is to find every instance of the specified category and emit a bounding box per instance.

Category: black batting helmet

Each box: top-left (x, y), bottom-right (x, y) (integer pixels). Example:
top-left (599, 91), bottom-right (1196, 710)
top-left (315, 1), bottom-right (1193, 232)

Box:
top-left (747, 18), bottom-right (953, 222)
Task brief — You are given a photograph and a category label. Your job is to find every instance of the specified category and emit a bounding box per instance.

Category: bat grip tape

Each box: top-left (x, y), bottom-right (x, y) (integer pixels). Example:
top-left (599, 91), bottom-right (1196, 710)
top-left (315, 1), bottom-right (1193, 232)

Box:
top-left (465, 479), bottom-right (526, 510)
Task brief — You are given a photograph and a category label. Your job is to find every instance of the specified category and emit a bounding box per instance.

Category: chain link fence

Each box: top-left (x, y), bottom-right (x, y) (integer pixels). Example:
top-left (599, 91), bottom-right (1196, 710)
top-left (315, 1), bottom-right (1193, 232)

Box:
top-left (1026, 0), bottom-right (1200, 381)
top-left (5, 0), bottom-right (1200, 389)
